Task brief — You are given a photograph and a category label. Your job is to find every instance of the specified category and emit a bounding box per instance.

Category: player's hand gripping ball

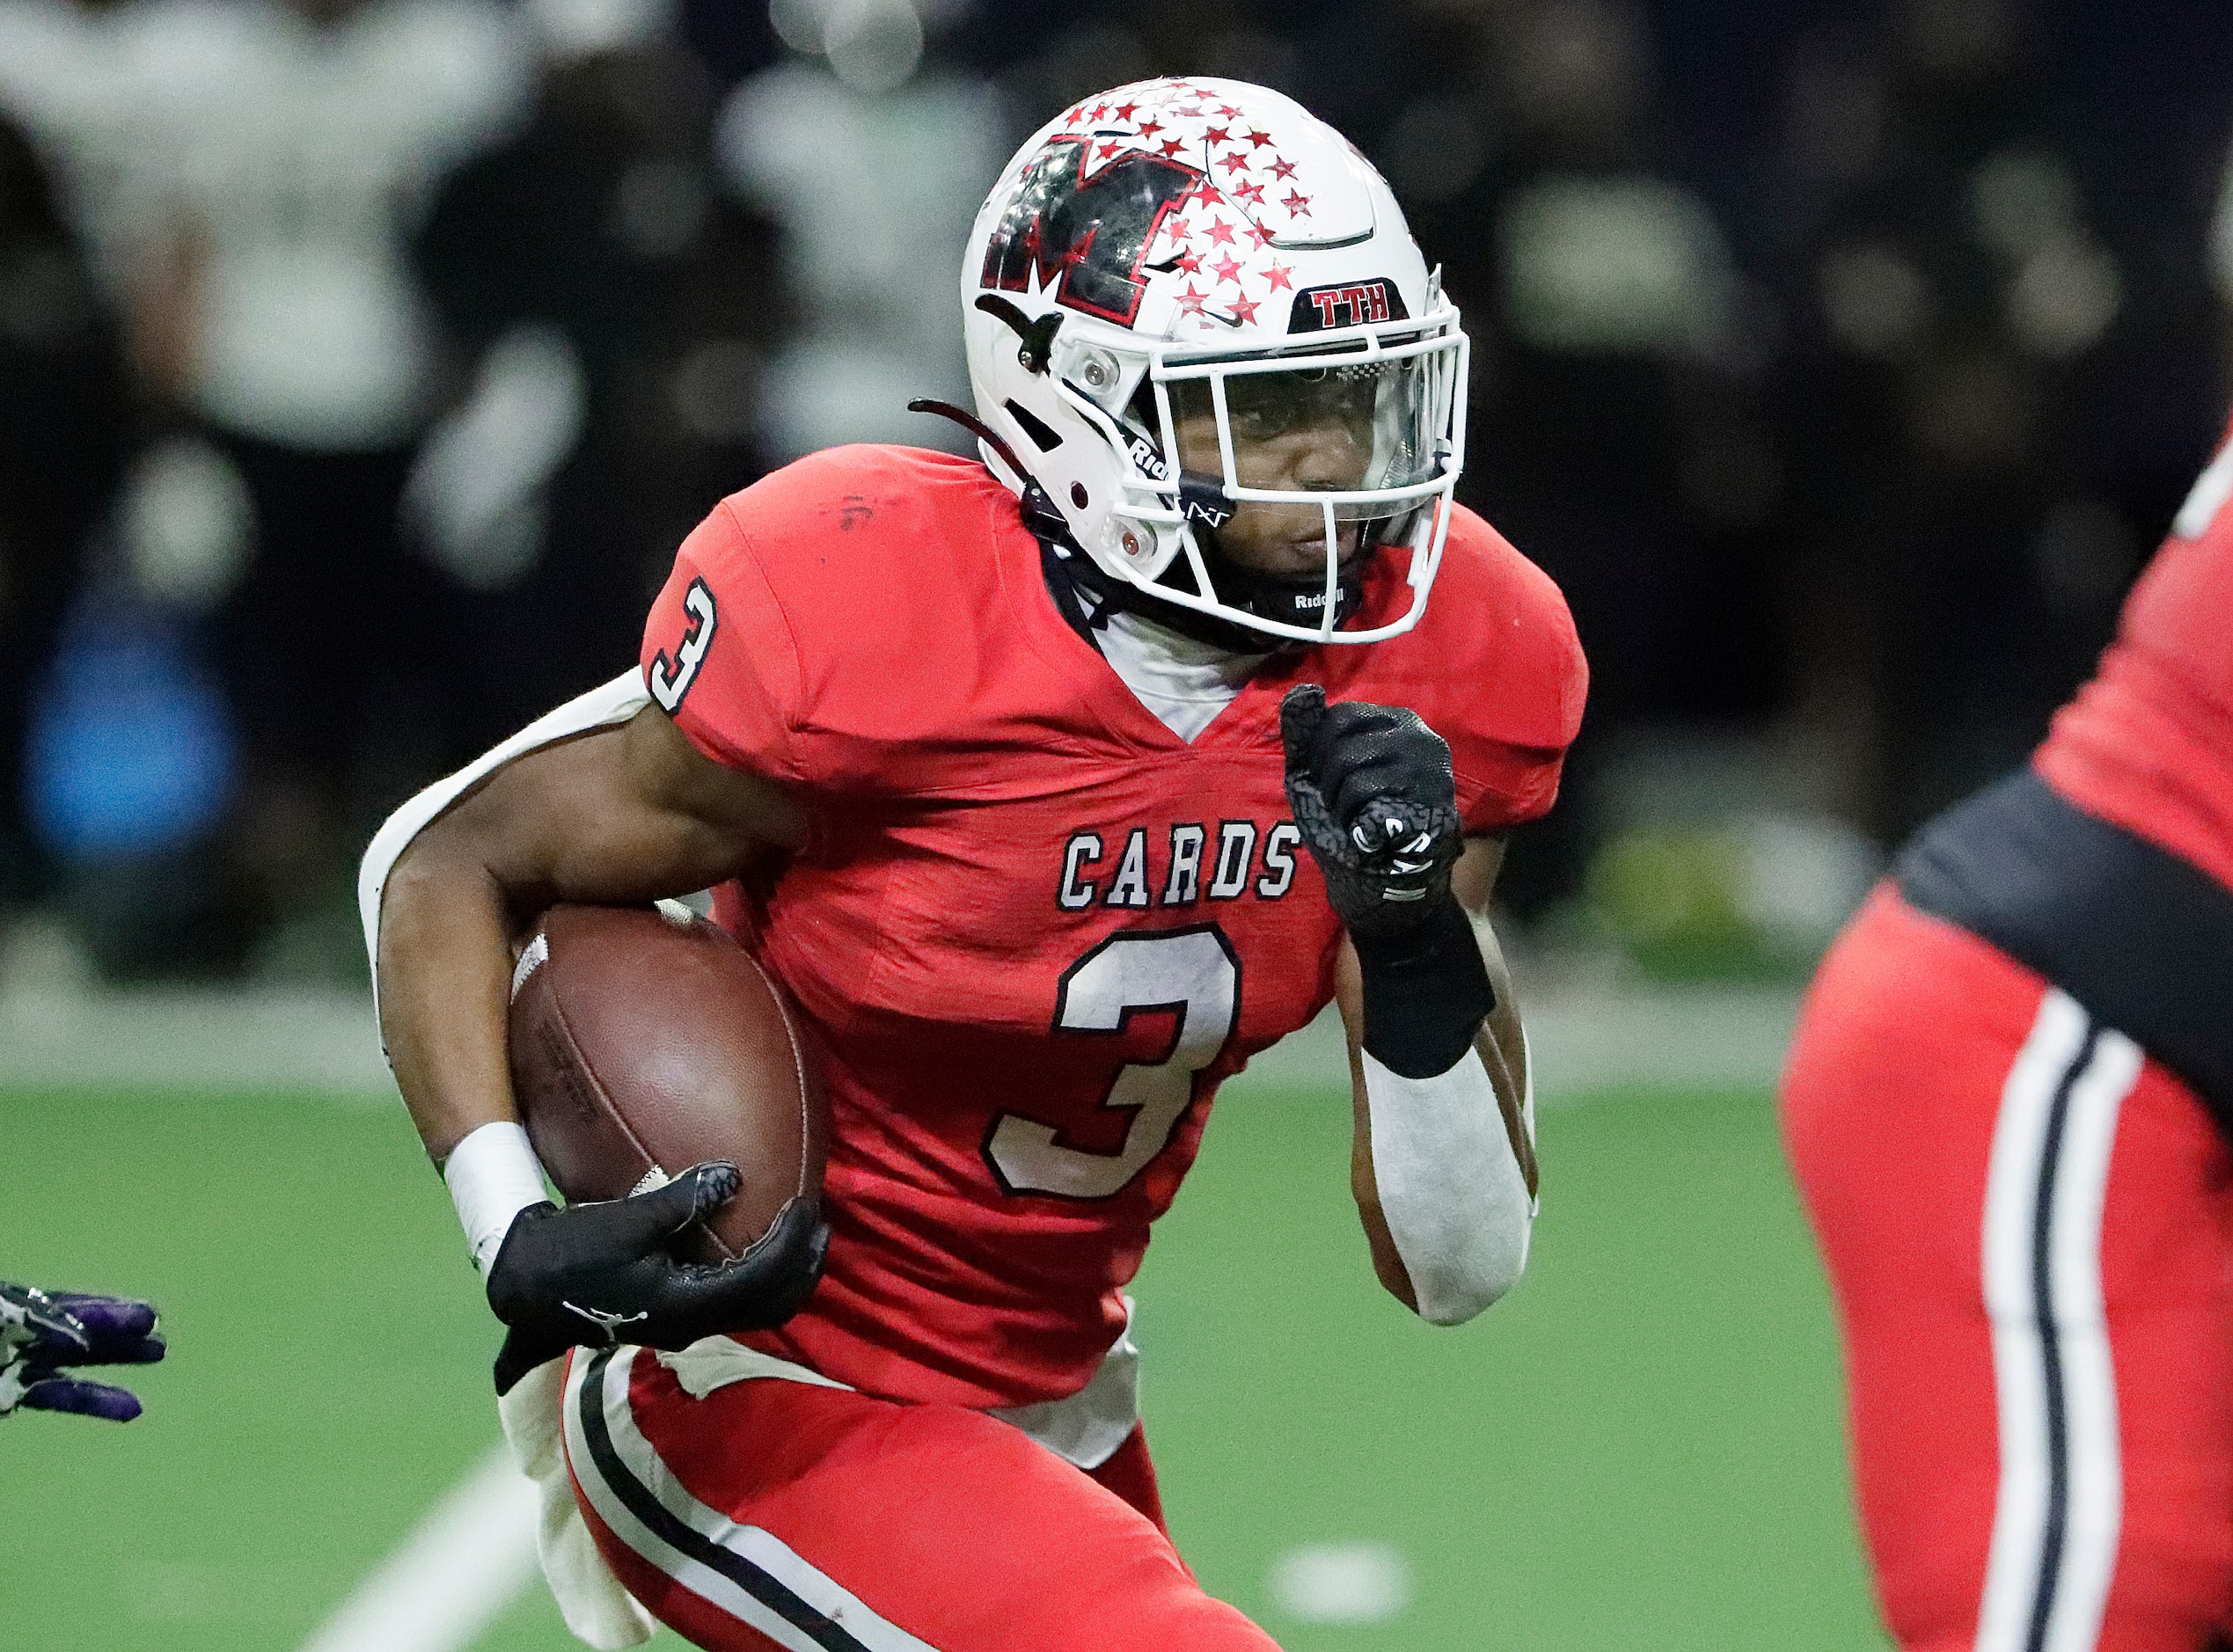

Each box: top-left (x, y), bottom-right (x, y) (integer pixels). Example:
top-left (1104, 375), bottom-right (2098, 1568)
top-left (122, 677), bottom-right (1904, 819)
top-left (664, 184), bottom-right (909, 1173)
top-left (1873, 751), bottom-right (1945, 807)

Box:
top-left (494, 903), bottom-right (831, 1395)
top-left (0, 1282), bottom-right (165, 1422)
top-left (1280, 683), bottom-right (1466, 938)
top-left (483, 1166), bottom-right (824, 1395)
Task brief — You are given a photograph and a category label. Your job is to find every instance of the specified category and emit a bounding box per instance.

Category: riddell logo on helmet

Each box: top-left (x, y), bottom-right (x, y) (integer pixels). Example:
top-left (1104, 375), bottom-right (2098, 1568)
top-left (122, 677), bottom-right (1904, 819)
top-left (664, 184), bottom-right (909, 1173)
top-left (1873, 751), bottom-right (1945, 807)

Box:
top-left (1126, 433), bottom-right (1171, 482)
top-left (1290, 280), bottom-right (1409, 333)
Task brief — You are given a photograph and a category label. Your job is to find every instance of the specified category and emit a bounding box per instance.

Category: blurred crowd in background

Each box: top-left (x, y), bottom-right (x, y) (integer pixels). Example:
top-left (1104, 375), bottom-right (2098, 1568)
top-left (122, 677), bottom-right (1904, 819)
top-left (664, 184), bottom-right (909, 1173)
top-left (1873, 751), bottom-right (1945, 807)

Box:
top-left (2, 0), bottom-right (2231, 987)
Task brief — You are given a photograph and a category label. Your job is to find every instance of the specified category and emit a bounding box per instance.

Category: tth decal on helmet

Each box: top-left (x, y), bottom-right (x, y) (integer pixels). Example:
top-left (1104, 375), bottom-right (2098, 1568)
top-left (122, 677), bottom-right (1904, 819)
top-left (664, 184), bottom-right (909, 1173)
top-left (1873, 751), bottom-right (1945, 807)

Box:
top-left (980, 136), bottom-right (1205, 326)
top-left (1290, 280), bottom-right (1409, 333)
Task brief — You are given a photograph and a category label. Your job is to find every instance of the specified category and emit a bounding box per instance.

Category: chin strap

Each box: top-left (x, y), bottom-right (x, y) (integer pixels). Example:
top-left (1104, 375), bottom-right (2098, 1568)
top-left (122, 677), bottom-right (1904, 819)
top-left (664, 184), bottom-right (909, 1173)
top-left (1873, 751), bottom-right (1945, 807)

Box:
top-left (908, 398), bottom-right (1074, 544)
top-left (912, 396), bottom-right (1144, 647)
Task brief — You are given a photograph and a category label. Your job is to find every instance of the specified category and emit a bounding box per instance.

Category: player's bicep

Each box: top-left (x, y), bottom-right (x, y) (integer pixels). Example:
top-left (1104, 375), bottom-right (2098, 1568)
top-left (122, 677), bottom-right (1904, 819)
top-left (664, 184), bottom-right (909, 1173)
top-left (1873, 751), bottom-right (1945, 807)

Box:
top-left (408, 705), bottom-right (804, 923)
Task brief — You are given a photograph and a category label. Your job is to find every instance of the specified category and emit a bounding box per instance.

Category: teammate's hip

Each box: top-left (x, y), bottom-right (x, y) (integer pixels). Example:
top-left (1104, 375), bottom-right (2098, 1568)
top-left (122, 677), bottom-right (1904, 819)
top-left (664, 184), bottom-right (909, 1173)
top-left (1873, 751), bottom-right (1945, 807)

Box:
top-left (1783, 885), bottom-right (2233, 1652)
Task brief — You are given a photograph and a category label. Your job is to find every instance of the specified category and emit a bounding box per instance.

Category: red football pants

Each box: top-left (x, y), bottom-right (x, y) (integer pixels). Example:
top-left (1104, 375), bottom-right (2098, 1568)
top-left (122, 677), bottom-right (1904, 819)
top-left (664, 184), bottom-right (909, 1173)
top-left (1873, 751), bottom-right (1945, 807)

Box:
top-left (559, 1344), bottom-right (1281, 1651)
top-left (1783, 886), bottom-right (2233, 1651)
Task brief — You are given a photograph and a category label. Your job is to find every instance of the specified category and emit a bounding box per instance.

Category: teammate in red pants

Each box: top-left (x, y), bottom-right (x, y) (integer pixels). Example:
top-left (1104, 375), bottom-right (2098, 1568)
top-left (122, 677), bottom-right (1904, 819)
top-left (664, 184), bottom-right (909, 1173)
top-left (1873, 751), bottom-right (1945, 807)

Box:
top-left (1784, 421), bottom-right (2233, 1651)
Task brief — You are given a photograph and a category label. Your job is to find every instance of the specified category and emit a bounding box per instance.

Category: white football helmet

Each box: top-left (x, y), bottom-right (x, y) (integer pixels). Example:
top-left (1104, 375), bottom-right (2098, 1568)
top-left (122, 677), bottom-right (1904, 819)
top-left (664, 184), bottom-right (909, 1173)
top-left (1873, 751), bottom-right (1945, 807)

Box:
top-left (959, 77), bottom-right (1468, 647)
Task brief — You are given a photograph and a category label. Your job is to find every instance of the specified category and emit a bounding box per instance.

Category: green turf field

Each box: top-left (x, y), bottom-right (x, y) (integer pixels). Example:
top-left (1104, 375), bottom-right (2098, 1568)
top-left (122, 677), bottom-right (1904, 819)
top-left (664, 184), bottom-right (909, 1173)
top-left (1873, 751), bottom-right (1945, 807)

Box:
top-left (0, 1080), bottom-right (1885, 1650)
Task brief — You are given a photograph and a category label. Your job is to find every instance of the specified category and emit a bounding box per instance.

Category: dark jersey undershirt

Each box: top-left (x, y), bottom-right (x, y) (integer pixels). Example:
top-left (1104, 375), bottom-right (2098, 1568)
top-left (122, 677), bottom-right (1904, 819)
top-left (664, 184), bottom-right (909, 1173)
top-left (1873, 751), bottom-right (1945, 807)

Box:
top-left (1896, 768), bottom-right (2233, 1134)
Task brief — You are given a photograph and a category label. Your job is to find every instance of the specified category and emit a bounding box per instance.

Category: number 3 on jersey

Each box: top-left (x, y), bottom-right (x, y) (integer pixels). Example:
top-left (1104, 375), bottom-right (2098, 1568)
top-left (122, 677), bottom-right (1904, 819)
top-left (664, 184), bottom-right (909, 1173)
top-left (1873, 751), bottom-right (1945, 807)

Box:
top-left (986, 926), bottom-right (1241, 1200)
top-left (650, 578), bottom-right (717, 712)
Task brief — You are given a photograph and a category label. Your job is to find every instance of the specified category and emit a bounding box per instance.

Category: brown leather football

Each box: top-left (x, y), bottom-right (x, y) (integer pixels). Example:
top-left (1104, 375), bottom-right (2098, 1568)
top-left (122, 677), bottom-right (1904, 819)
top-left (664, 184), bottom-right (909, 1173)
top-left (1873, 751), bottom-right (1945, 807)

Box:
top-left (507, 902), bottom-right (826, 1264)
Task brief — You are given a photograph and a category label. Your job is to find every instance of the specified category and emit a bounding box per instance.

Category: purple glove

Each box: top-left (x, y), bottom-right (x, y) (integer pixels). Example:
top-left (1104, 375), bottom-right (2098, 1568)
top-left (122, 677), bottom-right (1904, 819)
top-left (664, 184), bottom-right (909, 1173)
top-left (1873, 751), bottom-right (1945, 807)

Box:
top-left (0, 1282), bottom-right (165, 1422)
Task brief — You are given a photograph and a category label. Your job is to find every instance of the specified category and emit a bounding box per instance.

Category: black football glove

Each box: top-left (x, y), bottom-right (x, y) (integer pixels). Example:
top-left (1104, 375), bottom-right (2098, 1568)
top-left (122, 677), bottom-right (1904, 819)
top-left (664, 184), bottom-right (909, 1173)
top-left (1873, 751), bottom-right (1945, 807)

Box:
top-left (1279, 683), bottom-right (1467, 939)
top-left (486, 1161), bottom-right (829, 1396)
top-left (0, 1283), bottom-right (165, 1422)
top-left (1281, 683), bottom-right (1493, 1079)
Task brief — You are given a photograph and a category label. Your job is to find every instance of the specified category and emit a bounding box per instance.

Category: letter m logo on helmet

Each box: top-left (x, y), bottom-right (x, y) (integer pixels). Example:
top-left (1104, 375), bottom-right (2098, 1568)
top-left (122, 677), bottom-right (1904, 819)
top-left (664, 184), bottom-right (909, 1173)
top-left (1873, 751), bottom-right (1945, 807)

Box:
top-left (980, 135), bottom-right (1204, 327)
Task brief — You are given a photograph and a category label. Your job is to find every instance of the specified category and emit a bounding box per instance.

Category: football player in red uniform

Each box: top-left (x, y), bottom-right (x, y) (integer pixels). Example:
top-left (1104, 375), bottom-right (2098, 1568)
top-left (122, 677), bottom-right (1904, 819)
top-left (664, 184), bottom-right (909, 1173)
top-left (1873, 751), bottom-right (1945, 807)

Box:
top-left (362, 78), bottom-right (1585, 1650)
top-left (1783, 420), bottom-right (2233, 1652)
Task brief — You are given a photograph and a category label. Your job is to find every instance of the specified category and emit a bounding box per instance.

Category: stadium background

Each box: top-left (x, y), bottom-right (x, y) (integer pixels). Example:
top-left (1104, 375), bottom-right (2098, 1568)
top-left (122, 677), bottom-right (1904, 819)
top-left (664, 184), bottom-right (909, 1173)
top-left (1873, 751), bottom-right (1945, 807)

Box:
top-left (3, 0), bottom-right (2230, 1645)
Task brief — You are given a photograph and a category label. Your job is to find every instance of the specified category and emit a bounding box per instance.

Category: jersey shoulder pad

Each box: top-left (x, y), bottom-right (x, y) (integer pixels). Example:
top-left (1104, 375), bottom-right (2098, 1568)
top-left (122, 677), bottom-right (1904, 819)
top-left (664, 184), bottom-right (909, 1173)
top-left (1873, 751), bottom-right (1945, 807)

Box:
top-left (699, 442), bottom-right (1012, 599)
top-left (639, 445), bottom-right (1023, 787)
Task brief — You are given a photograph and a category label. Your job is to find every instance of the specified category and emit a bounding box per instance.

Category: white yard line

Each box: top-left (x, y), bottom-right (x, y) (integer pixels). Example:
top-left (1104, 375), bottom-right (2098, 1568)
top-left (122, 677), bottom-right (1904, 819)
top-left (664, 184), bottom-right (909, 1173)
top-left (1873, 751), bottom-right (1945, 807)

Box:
top-left (297, 1443), bottom-right (541, 1652)
top-left (0, 986), bottom-right (392, 1094)
top-left (0, 983), bottom-right (1799, 1099)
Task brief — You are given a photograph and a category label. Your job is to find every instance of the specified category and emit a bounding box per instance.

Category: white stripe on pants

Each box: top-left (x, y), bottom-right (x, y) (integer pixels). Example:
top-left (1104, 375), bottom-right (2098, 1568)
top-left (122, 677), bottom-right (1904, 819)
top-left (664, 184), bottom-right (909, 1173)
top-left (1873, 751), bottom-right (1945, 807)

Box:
top-left (1976, 989), bottom-right (2144, 1652)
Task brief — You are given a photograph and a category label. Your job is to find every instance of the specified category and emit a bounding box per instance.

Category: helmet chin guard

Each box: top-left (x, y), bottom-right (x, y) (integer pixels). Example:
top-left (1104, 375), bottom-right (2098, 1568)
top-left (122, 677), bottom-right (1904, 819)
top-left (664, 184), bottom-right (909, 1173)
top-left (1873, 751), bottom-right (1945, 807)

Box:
top-left (961, 76), bottom-right (1468, 648)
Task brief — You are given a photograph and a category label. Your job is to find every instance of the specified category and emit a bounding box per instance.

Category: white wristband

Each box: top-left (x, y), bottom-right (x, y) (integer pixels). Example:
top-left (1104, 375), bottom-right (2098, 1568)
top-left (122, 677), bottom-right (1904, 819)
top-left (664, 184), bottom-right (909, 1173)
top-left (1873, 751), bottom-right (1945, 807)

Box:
top-left (444, 1122), bottom-right (550, 1277)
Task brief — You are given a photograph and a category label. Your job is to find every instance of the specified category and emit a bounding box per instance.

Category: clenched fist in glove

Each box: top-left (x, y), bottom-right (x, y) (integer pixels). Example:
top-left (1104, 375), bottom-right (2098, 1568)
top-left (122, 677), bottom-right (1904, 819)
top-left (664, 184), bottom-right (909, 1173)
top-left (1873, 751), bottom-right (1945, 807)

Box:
top-left (1282, 683), bottom-right (1494, 1078)
top-left (1279, 684), bottom-right (1468, 936)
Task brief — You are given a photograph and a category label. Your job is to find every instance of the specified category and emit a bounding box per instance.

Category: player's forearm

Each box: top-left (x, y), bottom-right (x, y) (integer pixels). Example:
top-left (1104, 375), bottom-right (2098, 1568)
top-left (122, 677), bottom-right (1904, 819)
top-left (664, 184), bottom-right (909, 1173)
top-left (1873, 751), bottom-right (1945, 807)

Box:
top-left (377, 840), bottom-right (525, 1166)
top-left (1344, 908), bottom-right (1538, 1325)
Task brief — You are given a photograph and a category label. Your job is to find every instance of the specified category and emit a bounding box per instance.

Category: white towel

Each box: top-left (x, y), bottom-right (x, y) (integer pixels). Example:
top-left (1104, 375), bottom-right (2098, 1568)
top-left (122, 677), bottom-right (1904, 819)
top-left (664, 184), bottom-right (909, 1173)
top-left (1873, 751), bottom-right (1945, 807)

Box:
top-left (497, 1359), bottom-right (658, 1649)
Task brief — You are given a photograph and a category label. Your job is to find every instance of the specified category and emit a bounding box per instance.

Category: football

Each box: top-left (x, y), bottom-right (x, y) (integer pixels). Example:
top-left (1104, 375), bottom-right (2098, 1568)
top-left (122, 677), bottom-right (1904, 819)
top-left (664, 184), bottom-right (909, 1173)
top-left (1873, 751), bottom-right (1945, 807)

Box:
top-left (507, 902), bottom-right (826, 1265)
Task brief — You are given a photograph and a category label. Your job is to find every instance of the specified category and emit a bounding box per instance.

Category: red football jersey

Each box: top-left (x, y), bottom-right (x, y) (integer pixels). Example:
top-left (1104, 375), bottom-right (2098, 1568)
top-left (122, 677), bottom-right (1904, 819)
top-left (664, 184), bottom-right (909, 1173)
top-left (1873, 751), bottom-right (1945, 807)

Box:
top-left (2036, 417), bottom-right (2233, 894)
top-left (641, 444), bottom-right (1585, 1408)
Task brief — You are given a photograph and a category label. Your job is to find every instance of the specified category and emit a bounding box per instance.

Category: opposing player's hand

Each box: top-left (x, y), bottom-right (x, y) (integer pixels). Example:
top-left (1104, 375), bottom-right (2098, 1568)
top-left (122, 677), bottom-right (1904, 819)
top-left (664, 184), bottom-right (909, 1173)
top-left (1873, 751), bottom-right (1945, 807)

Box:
top-left (485, 1162), bottom-right (830, 1395)
top-left (1280, 683), bottom-right (1466, 939)
top-left (0, 1282), bottom-right (165, 1422)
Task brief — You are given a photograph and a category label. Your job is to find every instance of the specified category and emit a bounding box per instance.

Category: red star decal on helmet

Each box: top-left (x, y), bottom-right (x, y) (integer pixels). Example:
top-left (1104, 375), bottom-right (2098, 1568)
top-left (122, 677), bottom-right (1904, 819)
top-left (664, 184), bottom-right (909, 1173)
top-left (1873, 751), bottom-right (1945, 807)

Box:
top-left (1221, 151), bottom-right (1251, 174)
top-left (1112, 102), bottom-right (1138, 121)
top-left (1233, 180), bottom-right (1266, 207)
top-left (1175, 249), bottom-right (1202, 274)
top-left (1088, 105), bottom-right (1108, 121)
top-left (1137, 118), bottom-right (1161, 138)
top-left (1176, 283), bottom-right (1209, 316)
top-left (1097, 140), bottom-right (1121, 160)
top-left (1203, 126), bottom-right (1230, 146)
top-left (1160, 137), bottom-right (1185, 157)
top-left (1282, 190), bottom-right (1312, 216)
top-left (1212, 252), bottom-right (1243, 285)
top-left (1216, 104), bottom-right (1241, 117)
top-left (1269, 157), bottom-right (1298, 181)
top-left (1204, 218), bottom-right (1237, 246)
top-left (1065, 107), bottom-right (1085, 125)
top-left (1247, 223), bottom-right (1273, 247)
top-left (1193, 182), bottom-right (1225, 206)
top-left (1246, 128), bottom-right (1274, 149)
top-left (1264, 261), bottom-right (1294, 291)
top-left (1228, 293), bottom-right (1261, 325)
